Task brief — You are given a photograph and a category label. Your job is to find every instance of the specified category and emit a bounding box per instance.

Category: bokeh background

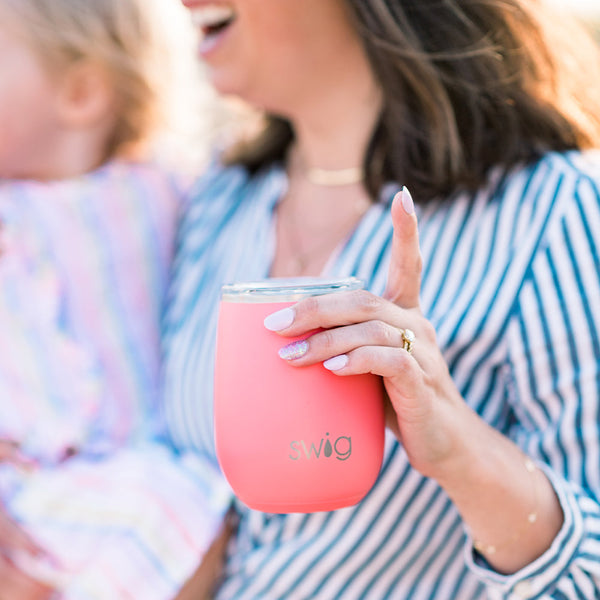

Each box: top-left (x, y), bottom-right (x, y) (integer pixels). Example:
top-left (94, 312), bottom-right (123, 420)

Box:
top-left (552, 0), bottom-right (600, 40)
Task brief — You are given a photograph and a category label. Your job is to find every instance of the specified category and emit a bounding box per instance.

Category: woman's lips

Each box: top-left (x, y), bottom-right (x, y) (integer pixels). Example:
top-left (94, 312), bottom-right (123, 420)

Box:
top-left (187, 3), bottom-right (236, 55)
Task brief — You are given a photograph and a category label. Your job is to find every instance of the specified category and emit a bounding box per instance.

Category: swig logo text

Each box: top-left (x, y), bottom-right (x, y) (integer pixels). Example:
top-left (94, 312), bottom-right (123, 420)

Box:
top-left (289, 433), bottom-right (352, 461)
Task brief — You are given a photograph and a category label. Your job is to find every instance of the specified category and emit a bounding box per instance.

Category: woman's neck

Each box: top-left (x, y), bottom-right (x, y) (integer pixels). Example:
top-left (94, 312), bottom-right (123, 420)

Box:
top-left (268, 33), bottom-right (383, 278)
top-left (289, 73), bottom-right (382, 176)
top-left (271, 80), bottom-right (381, 278)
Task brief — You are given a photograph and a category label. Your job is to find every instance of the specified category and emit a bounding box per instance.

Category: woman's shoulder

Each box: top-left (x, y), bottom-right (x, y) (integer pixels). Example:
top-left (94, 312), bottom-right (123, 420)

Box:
top-left (191, 156), bottom-right (251, 192)
top-left (490, 147), bottom-right (596, 191)
top-left (480, 149), bottom-right (600, 225)
top-left (181, 156), bottom-right (286, 223)
top-left (495, 149), bottom-right (600, 263)
top-left (532, 149), bottom-right (600, 185)
top-left (419, 149), bottom-right (600, 279)
top-left (191, 155), bottom-right (283, 196)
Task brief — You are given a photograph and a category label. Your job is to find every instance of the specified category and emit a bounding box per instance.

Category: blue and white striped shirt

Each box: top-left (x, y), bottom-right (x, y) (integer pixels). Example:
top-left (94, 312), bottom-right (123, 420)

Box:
top-left (162, 151), bottom-right (600, 599)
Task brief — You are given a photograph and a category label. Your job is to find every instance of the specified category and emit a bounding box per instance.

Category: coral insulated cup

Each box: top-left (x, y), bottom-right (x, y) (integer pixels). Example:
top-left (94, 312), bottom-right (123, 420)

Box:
top-left (214, 277), bottom-right (385, 513)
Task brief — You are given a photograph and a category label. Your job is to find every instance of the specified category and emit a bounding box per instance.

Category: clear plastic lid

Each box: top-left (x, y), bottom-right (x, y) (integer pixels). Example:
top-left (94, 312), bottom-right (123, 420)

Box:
top-left (221, 276), bottom-right (364, 303)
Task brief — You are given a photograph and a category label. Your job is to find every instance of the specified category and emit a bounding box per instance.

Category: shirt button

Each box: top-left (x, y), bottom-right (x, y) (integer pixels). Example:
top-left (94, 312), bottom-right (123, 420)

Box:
top-left (513, 580), bottom-right (533, 599)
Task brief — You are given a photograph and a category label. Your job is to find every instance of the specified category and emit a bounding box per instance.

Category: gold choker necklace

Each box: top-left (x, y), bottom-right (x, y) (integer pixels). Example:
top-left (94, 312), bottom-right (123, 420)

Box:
top-left (306, 166), bottom-right (364, 186)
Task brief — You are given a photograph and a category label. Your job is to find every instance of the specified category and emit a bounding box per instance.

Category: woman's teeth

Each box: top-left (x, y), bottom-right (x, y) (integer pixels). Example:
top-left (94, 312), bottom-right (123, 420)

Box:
top-left (190, 4), bottom-right (235, 36)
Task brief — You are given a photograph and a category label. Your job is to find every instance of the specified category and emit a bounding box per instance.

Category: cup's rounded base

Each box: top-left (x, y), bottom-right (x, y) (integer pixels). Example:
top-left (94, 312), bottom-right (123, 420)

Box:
top-left (240, 492), bottom-right (368, 514)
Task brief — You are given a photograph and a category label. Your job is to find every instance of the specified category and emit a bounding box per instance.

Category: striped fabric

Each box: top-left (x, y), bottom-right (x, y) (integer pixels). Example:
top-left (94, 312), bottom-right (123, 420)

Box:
top-left (0, 161), bottom-right (178, 458)
top-left (9, 444), bottom-right (231, 599)
top-left (0, 162), bottom-right (231, 599)
top-left (162, 150), bottom-right (600, 599)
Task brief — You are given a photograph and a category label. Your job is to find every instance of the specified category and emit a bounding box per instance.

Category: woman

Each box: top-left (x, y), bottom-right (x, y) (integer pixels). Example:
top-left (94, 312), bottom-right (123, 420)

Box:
top-left (165, 0), bottom-right (600, 597)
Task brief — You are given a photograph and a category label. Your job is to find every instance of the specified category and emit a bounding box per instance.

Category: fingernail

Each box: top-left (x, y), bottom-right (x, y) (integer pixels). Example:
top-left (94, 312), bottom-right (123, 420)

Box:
top-left (323, 355), bottom-right (349, 371)
top-left (401, 186), bottom-right (414, 215)
top-left (278, 340), bottom-right (308, 360)
top-left (264, 307), bottom-right (295, 331)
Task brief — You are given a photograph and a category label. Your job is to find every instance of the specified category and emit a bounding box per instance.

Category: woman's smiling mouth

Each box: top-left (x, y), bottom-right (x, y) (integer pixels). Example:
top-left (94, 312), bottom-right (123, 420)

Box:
top-left (189, 4), bottom-right (236, 54)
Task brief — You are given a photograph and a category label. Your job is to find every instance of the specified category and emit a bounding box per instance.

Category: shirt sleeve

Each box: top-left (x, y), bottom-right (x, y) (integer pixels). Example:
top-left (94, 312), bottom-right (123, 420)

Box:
top-left (464, 171), bottom-right (600, 599)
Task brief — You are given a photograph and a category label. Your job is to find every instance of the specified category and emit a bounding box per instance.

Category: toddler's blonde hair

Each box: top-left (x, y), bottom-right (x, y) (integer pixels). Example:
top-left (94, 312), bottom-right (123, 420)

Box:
top-left (2, 0), bottom-right (204, 162)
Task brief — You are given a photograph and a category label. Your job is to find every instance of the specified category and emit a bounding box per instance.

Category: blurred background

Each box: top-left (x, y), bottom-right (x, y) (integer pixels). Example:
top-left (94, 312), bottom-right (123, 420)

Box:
top-left (551, 0), bottom-right (600, 39)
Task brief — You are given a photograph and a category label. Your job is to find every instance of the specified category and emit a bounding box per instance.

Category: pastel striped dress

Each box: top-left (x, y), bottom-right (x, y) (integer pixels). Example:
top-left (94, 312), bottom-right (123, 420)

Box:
top-left (0, 161), bottom-right (231, 599)
top-left (162, 150), bottom-right (600, 599)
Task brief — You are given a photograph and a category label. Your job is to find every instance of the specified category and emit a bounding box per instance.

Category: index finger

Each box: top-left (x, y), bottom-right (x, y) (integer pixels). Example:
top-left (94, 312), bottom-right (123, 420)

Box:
top-left (383, 187), bottom-right (422, 308)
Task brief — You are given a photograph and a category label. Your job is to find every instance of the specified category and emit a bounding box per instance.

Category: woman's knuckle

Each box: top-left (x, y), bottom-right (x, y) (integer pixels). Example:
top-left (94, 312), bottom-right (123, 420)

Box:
top-left (353, 289), bottom-right (380, 314)
top-left (301, 296), bottom-right (320, 315)
top-left (421, 320), bottom-right (437, 343)
top-left (349, 348), bottom-right (368, 371)
top-left (365, 320), bottom-right (391, 345)
top-left (389, 350), bottom-right (405, 370)
top-left (292, 297), bottom-right (318, 324)
top-left (319, 328), bottom-right (337, 352)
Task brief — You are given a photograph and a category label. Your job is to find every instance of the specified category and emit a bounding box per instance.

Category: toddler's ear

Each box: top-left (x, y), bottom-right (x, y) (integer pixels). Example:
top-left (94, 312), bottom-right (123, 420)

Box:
top-left (57, 61), bottom-right (116, 128)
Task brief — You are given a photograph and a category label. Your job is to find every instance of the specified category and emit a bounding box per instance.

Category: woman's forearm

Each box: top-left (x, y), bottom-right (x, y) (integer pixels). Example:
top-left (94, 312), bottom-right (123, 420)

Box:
top-left (433, 408), bottom-right (564, 574)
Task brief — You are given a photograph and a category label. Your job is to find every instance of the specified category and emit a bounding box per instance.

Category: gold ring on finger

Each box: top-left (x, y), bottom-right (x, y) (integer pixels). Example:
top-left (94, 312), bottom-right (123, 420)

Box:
top-left (400, 328), bottom-right (415, 354)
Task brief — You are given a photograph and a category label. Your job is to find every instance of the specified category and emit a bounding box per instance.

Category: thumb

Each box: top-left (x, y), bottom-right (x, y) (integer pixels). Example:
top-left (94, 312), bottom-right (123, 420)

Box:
top-left (383, 186), bottom-right (422, 307)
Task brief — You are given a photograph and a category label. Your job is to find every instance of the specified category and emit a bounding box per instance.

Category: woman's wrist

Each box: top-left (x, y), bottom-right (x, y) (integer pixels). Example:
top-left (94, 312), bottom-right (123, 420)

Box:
top-left (426, 412), bottom-right (563, 573)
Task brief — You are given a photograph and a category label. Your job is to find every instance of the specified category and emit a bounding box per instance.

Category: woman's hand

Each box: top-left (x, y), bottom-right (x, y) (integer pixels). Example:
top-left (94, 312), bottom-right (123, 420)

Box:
top-left (265, 187), bottom-right (564, 573)
top-left (264, 188), bottom-right (471, 479)
top-left (0, 439), bottom-right (37, 471)
top-left (0, 553), bottom-right (55, 600)
top-left (174, 509), bottom-right (238, 600)
top-left (0, 439), bottom-right (45, 558)
top-left (0, 439), bottom-right (56, 599)
top-left (0, 503), bottom-right (47, 568)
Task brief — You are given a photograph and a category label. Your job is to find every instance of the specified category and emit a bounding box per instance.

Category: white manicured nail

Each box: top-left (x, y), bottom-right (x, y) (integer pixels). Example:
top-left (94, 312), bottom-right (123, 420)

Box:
top-left (401, 186), bottom-right (414, 215)
top-left (323, 355), bottom-right (349, 371)
top-left (264, 307), bottom-right (295, 331)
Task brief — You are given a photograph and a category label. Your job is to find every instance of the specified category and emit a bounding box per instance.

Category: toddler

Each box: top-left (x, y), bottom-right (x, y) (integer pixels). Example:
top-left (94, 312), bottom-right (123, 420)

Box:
top-left (0, 0), bottom-right (230, 598)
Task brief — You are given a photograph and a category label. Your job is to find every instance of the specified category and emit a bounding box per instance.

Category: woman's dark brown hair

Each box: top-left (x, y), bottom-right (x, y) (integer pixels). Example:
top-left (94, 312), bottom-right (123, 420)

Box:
top-left (227, 0), bottom-right (600, 202)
